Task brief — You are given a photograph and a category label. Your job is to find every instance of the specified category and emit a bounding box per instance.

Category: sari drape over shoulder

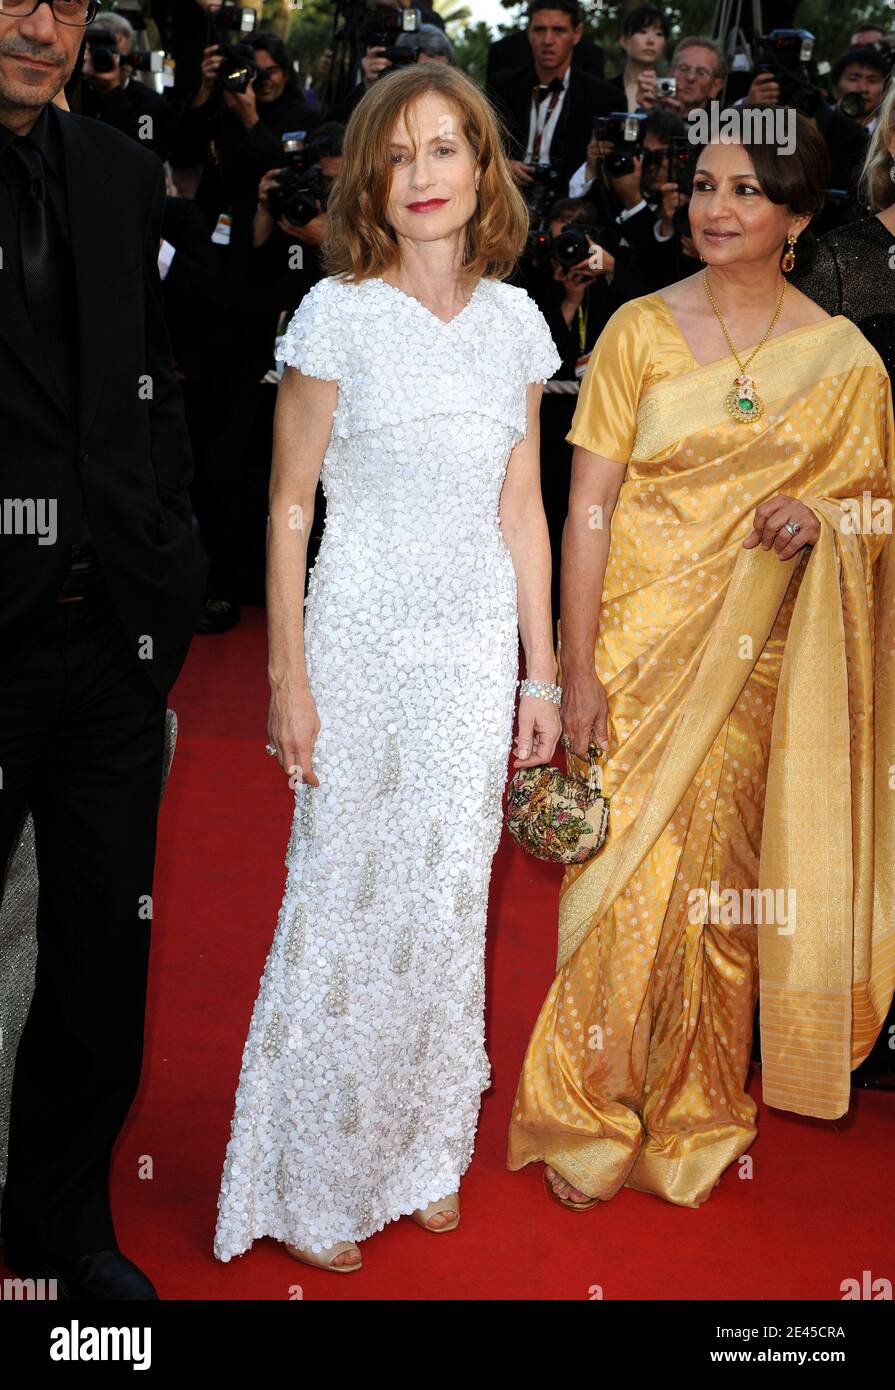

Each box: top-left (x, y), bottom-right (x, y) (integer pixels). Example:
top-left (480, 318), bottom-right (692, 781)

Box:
top-left (507, 295), bottom-right (895, 1205)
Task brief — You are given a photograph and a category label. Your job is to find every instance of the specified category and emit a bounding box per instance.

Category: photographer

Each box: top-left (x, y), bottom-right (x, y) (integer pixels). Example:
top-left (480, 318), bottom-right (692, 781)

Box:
top-left (486, 19), bottom-right (604, 91)
top-left (186, 124), bottom-right (344, 635)
top-left (565, 108), bottom-right (692, 289)
top-left (738, 32), bottom-right (873, 224)
top-left (150, 0), bottom-right (223, 111)
top-left (637, 34), bottom-right (724, 116)
top-left (243, 124), bottom-right (345, 322)
top-left (606, 4), bottom-right (671, 113)
top-left (173, 29), bottom-right (321, 237)
top-left (581, 108), bottom-right (701, 288)
top-left (488, 1), bottom-right (621, 200)
top-left (326, 12), bottom-right (450, 123)
top-left (80, 11), bottom-right (175, 160)
top-left (830, 44), bottom-right (891, 131)
top-left (518, 197), bottom-right (649, 629)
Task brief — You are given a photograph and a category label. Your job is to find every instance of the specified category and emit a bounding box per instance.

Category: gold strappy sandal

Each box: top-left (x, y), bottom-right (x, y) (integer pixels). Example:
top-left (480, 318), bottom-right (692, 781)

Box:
top-left (543, 1165), bottom-right (601, 1211)
top-left (410, 1193), bottom-right (461, 1232)
top-left (284, 1240), bottom-right (363, 1272)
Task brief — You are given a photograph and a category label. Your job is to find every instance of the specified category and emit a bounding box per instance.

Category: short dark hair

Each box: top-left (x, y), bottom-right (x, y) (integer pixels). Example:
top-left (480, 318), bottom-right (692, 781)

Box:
top-left (694, 108), bottom-right (831, 269)
top-left (250, 30), bottom-right (299, 97)
top-left (547, 196), bottom-right (600, 224)
top-left (621, 5), bottom-right (671, 40)
top-left (831, 44), bottom-right (892, 86)
top-left (527, 1), bottom-right (581, 29)
top-left (642, 107), bottom-right (688, 142)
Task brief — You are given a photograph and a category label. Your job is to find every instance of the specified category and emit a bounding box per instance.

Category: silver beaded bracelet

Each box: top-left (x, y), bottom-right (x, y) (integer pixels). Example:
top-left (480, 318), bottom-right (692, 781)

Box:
top-left (519, 678), bottom-right (562, 704)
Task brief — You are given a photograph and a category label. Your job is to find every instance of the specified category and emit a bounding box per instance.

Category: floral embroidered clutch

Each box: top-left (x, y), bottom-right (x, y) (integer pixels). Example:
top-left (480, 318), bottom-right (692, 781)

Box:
top-left (504, 734), bottom-right (610, 864)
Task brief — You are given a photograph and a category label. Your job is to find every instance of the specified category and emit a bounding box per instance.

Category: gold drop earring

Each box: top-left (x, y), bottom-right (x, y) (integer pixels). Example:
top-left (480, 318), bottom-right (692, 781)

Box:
top-left (781, 233), bottom-right (797, 273)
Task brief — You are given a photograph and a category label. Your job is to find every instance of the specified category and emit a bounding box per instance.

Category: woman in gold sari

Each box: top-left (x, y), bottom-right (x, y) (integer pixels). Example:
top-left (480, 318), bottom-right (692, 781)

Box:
top-left (507, 114), bottom-right (895, 1209)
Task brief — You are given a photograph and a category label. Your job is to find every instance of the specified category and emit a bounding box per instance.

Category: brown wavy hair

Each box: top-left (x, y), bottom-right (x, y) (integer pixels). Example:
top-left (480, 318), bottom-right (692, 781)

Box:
top-left (322, 63), bottom-right (530, 287)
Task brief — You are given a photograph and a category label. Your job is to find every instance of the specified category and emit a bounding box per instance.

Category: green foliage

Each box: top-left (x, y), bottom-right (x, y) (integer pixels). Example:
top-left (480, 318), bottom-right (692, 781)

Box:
top-left (285, 0), bottom-right (338, 82)
top-left (450, 21), bottom-right (497, 83)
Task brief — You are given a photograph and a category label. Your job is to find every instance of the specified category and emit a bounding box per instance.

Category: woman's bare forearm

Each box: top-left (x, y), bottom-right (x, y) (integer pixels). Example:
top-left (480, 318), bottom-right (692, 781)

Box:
top-left (266, 505), bottom-right (312, 693)
top-left (559, 499), bottom-right (613, 675)
top-left (502, 500), bottom-right (556, 682)
top-left (265, 371), bottom-right (333, 693)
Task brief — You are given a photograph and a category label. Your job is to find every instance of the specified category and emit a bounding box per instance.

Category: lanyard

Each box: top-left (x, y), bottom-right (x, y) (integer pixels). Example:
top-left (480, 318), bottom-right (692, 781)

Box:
top-left (577, 300), bottom-right (589, 354)
top-left (530, 83), bottom-right (563, 164)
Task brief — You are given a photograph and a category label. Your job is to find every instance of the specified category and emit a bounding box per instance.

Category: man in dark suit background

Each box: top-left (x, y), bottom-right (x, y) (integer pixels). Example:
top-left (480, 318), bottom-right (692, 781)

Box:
top-left (485, 18), bottom-right (604, 92)
top-left (489, 1), bottom-right (621, 200)
top-left (0, 0), bottom-right (208, 1299)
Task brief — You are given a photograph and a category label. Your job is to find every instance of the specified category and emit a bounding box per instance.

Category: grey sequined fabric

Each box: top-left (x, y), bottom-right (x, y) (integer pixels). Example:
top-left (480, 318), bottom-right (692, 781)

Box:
top-left (0, 709), bottom-right (179, 1226)
top-left (794, 213), bottom-right (895, 380)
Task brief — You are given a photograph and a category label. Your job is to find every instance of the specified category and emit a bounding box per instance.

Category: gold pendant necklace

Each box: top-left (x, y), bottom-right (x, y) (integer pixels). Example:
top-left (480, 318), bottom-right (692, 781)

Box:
top-left (702, 270), bottom-right (787, 424)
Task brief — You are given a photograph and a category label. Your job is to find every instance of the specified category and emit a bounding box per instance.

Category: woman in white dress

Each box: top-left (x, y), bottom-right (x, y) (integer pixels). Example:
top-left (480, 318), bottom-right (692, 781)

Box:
top-left (213, 62), bottom-right (563, 1273)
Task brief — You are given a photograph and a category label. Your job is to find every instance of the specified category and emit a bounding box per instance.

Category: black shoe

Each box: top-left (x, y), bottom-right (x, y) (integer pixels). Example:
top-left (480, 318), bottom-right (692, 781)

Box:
top-left (4, 1246), bottom-right (159, 1300)
top-left (196, 597), bottom-right (241, 634)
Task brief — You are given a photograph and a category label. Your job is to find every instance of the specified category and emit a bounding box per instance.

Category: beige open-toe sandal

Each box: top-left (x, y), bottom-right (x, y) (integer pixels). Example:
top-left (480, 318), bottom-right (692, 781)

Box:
top-left (543, 1165), bottom-right (600, 1211)
top-left (410, 1193), bottom-right (460, 1232)
top-left (284, 1240), bottom-right (363, 1272)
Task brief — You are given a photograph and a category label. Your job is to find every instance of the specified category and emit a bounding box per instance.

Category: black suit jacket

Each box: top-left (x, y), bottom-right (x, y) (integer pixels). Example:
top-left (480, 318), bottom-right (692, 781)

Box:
top-left (489, 63), bottom-right (622, 196)
top-left (0, 103), bottom-right (209, 697)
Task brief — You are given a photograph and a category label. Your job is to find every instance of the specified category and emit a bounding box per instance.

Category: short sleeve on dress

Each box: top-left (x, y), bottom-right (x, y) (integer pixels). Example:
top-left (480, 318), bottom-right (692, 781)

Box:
top-left (275, 277), bottom-right (344, 382)
top-left (566, 298), bottom-right (653, 463)
top-left (516, 290), bottom-right (563, 384)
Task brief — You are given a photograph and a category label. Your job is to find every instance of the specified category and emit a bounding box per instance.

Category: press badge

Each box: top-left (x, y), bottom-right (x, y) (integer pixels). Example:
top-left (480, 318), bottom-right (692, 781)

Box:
top-left (575, 351), bottom-right (591, 380)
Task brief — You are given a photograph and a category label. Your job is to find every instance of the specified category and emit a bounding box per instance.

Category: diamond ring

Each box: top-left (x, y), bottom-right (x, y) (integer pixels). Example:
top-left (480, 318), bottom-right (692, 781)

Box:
top-left (265, 742), bottom-right (277, 756)
top-left (782, 520), bottom-right (801, 535)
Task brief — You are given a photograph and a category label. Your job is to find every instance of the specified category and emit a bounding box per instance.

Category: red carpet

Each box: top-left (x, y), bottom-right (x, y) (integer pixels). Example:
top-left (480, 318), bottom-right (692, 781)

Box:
top-left (6, 605), bottom-right (891, 1300)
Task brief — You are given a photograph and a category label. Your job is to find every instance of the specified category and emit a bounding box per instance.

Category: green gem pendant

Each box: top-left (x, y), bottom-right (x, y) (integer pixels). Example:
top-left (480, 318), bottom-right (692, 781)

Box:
top-left (725, 374), bottom-right (763, 423)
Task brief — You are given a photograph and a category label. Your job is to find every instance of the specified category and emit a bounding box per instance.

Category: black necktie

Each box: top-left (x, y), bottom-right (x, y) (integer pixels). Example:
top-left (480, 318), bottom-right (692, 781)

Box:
top-left (7, 137), bottom-right (78, 422)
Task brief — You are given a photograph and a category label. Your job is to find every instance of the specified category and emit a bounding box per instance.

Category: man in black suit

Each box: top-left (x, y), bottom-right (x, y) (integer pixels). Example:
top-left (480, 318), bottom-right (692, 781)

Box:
top-left (485, 20), bottom-right (604, 92)
top-left (0, 0), bottom-right (208, 1299)
top-left (489, 1), bottom-right (621, 200)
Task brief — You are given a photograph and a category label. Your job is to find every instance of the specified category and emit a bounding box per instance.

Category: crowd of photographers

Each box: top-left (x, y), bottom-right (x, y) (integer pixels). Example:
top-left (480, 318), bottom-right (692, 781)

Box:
top-left (71, 1), bottom-right (895, 633)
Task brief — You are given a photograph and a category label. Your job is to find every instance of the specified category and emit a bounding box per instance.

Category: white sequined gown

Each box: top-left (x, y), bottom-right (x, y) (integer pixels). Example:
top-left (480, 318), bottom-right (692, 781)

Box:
top-left (214, 274), bottom-right (561, 1259)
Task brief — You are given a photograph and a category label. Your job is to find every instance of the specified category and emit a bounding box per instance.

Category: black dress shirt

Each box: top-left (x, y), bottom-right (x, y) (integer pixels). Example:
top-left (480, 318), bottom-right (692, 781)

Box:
top-left (0, 103), bottom-right (90, 546)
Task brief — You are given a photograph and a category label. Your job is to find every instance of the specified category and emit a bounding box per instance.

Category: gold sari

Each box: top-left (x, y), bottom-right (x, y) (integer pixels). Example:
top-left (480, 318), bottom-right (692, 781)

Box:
top-left (506, 294), bottom-right (895, 1206)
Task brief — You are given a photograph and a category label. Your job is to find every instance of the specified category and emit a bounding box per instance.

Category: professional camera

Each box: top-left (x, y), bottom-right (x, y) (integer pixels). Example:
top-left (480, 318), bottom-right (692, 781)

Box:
top-left (267, 130), bottom-right (332, 227)
top-left (667, 135), bottom-right (698, 197)
top-left (839, 91), bottom-right (867, 119)
top-left (753, 30), bottom-right (827, 117)
top-left (549, 222), bottom-right (607, 268)
top-left (528, 219), bottom-right (607, 270)
top-left (86, 26), bottom-right (121, 73)
top-left (594, 111), bottom-right (647, 176)
top-left (522, 159), bottom-right (564, 226)
top-left (127, 47), bottom-right (166, 77)
top-left (214, 42), bottom-right (257, 93)
top-left (361, 6), bottom-right (422, 67)
top-left (210, 3), bottom-right (257, 37)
